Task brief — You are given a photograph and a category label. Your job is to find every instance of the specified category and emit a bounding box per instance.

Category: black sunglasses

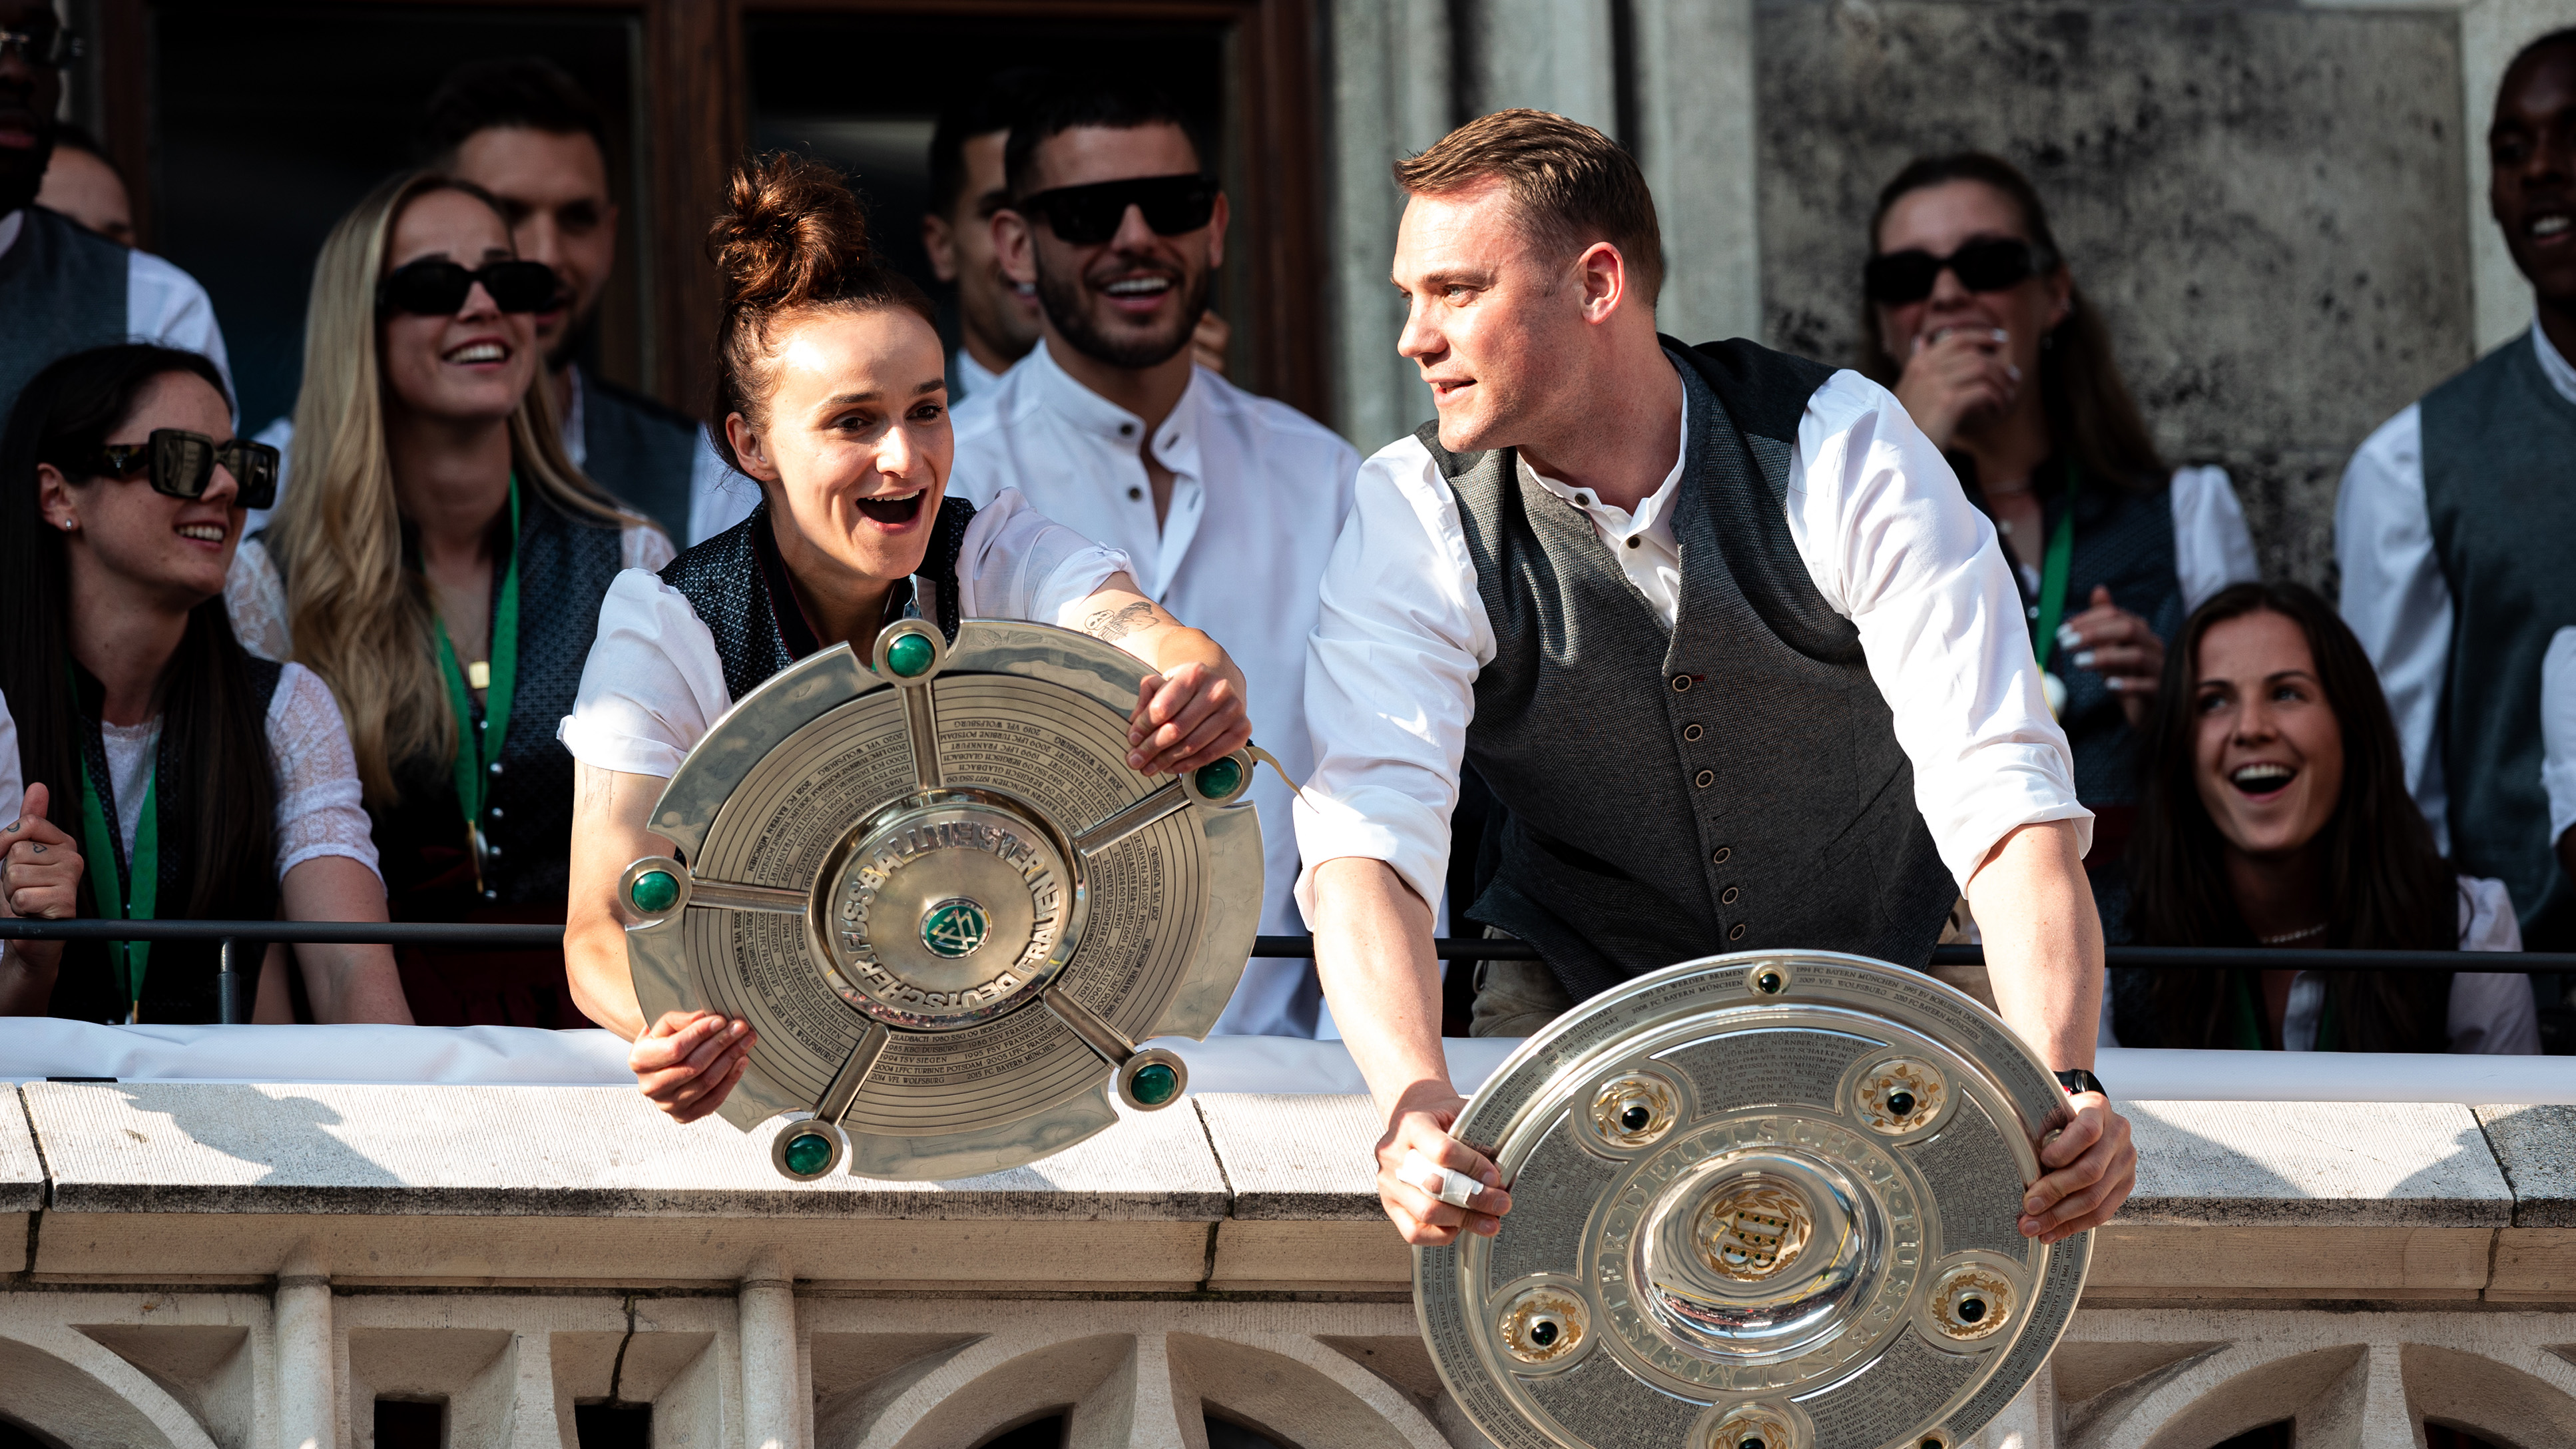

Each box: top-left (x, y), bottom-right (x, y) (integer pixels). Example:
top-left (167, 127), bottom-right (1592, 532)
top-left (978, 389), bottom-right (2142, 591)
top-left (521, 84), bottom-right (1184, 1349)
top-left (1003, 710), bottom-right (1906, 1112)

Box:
top-left (376, 258), bottom-right (562, 317)
top-left (75, 430), bottom-right (280, 511)
top-left (1864, 237), bottom-right (2059, 305)
top-left (1016, 174), bottom-right (1221, 246)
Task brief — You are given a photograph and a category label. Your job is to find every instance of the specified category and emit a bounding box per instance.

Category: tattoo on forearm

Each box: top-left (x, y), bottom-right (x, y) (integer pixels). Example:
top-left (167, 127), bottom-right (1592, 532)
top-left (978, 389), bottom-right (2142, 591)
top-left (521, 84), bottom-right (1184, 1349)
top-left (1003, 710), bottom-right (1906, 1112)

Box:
top-left (1082, 601), bottom-right (1161, 644)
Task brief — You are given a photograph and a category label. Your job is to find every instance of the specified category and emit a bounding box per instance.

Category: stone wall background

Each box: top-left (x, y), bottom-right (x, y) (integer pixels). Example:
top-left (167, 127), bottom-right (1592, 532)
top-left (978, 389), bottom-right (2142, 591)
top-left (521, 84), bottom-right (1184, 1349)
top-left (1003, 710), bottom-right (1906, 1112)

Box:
top-left (1755, 0), bottom-right (2472, 589)
top-left (1326, 0), bottom-right (2576, 593)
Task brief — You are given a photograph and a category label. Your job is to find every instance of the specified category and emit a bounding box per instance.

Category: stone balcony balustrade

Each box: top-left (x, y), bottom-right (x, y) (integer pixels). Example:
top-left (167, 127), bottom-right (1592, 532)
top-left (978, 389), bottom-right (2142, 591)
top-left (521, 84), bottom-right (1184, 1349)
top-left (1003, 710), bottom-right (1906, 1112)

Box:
top-left (0, 1053), bottom-right (2572, 1447)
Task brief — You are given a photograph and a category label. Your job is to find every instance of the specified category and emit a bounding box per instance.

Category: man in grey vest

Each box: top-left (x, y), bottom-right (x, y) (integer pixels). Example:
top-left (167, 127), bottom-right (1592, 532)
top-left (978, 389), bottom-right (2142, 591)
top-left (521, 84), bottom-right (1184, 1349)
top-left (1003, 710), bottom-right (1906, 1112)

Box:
top-left (2340, 29), bottom-right (2576, 968)
top-left (0, 0), bottom-right (230, 432)
top-left (1295, 111), bottom-right (2135, 1247)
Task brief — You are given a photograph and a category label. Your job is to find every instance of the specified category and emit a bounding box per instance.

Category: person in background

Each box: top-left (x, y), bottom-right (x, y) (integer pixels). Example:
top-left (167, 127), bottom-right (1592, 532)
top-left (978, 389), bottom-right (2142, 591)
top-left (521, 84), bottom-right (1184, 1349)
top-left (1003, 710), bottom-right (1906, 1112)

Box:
top-left (1864, 153), bottom-right (2258, 938)
top-left (2340, 30), bottom-right (2576, 964)
top-left (2539, 626), bottom-right (2576, 918)
top-left (250, 58), bottom-right (742, 547)
top-left (227, 171), bottom-right (672, 1028)
top-left (956, 76), bottom-right (1360, 1038)
top-left (0, 345), bottom-right (411, 1025)
top-left (559, 154), bottom-right (1251, 1119)
top-left (923, 69), bottom-right (1234, 404)
top-left (36, 124), bottom-right (132, 245)
top-left (923, 67), bottom-right (1048, 402)
top-left (2123, 581), bottom-right (2537, 1053)
top-left (0, 0), bottom-right (229, 432)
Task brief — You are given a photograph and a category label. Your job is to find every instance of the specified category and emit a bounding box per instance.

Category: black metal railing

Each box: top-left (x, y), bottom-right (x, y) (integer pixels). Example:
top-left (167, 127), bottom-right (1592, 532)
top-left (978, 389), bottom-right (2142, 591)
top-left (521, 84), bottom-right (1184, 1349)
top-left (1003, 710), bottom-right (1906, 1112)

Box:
top-left (5, 917), bottom-right (2566, 1025)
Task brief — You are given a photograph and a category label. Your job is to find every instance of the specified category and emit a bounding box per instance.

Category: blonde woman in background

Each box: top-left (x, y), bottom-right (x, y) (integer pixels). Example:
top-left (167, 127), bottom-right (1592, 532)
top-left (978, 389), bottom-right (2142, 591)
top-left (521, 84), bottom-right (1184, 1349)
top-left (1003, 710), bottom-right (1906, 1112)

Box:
top-left (226, 170), bottom-right (672, 1027)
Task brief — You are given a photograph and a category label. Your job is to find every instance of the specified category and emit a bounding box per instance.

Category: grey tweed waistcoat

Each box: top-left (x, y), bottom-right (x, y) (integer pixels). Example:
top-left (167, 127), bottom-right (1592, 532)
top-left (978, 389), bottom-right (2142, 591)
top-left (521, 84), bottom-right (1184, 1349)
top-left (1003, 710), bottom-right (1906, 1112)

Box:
top-left (2421, 331), bottom-right (2576, 948)
top-left (0, 206), bottom-right (128, 431)
top-left (1431, 337), bottom-right (1957, 1004)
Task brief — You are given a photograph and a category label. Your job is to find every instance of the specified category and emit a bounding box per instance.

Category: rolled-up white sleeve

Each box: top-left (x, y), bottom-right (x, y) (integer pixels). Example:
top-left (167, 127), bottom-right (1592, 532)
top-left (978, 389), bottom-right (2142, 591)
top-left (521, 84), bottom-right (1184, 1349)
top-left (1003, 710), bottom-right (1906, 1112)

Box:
top-left (1786, 372), bottom-right (2089, 888)
top-left (2336, 404), bottom-right (2451, 852)
top-left (947, 486), bottom-right (1131, 627)
top-left (557, 570), bottom-right (732, 779)
top-left (1291, 437), bottom-right (1493, 924)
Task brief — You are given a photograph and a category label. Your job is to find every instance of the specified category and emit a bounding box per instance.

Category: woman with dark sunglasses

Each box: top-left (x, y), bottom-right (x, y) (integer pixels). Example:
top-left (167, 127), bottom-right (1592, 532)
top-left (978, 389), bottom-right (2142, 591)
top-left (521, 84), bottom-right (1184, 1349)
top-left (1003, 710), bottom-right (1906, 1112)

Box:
top-left (0, 344), bottom-right (411, 1023)
top-left (1862, 152), bottom-right (2258, 938)
top-left (224, 171), bottom-right (674, 1028)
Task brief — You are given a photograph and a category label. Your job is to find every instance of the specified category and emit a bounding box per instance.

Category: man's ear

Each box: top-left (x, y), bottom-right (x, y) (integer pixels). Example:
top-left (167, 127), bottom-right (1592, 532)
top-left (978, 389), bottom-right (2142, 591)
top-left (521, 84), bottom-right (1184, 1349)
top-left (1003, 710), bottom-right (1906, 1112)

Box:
top-left (724, 414), bottom-right (780, 483)
top-left (1204, 192), bottom-right (1229, 270)
top-left (992, 209), bottom-right (1037, 287)
top-left (922, 211), bottom-right (959, 283)
top-left (1575, 241), bottom-right (1626, 324)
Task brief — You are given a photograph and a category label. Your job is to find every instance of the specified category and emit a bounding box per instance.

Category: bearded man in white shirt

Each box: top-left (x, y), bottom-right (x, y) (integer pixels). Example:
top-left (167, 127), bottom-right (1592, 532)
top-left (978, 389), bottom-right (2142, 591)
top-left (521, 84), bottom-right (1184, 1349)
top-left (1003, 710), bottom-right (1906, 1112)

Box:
top-left (951, 77), bottom-right (1362, 1038)
top-left (2338, 29), bottom-right (2576, 956)
top-left (1298, 109), bottom-right (2137, 1247)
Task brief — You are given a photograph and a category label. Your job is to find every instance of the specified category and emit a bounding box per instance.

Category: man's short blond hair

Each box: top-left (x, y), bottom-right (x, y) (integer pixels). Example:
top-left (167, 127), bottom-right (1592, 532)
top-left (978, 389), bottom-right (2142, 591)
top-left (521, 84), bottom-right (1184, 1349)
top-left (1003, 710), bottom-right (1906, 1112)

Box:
top-left (1392, 109), bottom-right (1663, 306)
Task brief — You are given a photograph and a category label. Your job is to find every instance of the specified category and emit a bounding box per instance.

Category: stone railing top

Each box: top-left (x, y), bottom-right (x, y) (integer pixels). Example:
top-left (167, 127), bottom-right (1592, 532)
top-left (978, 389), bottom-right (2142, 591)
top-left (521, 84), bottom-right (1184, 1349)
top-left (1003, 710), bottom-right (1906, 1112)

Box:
top-left (7, 1082), bottom-right (2567, 1229)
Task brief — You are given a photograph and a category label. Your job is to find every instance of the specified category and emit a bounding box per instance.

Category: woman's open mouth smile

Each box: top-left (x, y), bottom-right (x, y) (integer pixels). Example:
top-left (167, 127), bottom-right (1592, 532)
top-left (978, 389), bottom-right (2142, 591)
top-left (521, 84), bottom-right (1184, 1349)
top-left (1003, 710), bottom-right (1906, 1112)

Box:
top-left (2228, 761), bottom-right (2297, 801)
top-left (853, 489), bottom-right (927, 527)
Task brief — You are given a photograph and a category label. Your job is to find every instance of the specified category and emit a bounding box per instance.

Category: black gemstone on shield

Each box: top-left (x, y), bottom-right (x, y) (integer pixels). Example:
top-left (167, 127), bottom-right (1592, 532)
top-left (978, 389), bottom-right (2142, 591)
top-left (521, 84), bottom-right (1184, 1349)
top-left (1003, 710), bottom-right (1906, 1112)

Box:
top-left (1756, 971), bottom-right (1782, 994)
top-left (1886, 1090), bottom-right (1916, 1118)
top-left (1740, 1438), bottom-right (1767, 1449)
top-left (1530, 1319), bottom-right (1557, 1346)
top-left (1958, 1296), bottom-right (1985, 1323)
top-left (1621, 1104), bottom-right (1651, 1133)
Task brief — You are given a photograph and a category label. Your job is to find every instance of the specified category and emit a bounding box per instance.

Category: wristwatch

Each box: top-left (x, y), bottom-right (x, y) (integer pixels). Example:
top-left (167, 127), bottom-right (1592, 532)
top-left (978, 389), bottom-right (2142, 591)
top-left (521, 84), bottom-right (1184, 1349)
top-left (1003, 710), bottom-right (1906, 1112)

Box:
top-left (2055, 1068), bottom-right (2107, 1098)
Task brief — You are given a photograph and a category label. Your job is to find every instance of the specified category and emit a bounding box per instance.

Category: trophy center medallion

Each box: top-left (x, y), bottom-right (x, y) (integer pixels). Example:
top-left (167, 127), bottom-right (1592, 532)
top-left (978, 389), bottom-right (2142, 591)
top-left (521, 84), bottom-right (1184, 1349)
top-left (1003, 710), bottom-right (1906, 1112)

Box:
top-left (822, 795), bottom-right (1076, 1029)
top-left (1697, 1182), bottom-right (1813, 1281)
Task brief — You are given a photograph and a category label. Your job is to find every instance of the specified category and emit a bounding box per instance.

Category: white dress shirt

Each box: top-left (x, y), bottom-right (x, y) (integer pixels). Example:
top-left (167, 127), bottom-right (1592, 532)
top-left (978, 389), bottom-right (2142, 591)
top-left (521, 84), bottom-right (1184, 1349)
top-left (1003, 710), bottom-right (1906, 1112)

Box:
top-left (0, 207), bottom-right (232, 396)
top-left (950, 339), bottom-right (1363, 1038)
top-left (951, 346), bottom-right (1007, 403)
top-left (2338, 321), bottom-right (2576, 854)
top-left (559, 488), bottom-right (1127, 778)
top-left (2540, 627), bottom-right (2576, 848)
top-left (1292, 365), bottom-right (2089, 926)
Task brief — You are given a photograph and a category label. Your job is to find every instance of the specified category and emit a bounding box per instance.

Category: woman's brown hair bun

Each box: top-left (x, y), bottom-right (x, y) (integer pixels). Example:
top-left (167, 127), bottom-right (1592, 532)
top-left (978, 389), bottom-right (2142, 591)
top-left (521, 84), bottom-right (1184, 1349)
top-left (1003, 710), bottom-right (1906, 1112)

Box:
top-left (708, 152), bottom-right (936, 471)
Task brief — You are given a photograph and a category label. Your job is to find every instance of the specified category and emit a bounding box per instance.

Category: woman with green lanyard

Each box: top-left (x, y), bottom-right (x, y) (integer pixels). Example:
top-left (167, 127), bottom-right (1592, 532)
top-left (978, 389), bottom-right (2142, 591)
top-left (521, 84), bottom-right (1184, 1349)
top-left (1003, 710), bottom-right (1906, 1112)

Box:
top-left (1860, 152), bottom-right (2260, 945)
top-left (226, 171), bottom-right (672, 1027)
top-left (0, 344), bottom-right (410, 1024)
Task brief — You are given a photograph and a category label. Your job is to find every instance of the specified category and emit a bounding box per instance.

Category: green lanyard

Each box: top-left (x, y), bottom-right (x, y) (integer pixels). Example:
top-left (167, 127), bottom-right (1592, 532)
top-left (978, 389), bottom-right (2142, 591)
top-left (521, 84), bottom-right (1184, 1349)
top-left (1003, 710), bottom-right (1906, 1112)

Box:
top-left (432, 476), bottom-right (521, 886)
top-left (75, 750), bottom-right (157, 1020)
top-left (2027, 461), bottom-right (2079, 673)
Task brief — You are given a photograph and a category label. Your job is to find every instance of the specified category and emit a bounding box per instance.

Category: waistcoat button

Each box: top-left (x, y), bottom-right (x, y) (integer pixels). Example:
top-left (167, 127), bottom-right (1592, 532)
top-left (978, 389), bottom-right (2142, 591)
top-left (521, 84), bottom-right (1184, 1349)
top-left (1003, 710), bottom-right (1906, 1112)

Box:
top-left (1694, 770), bottom-right (1714, 789)
top-left (1671, 675), bottom-right (1692, 693)
top-left (1682, 723), bottom-right (1703, 742)
top-left (1721, 886), bottom-right (1740, 905)
top-left (1728, 923), bottom-right (1747, 941)
top-left (1712, 846), bottom-right (1730, 864)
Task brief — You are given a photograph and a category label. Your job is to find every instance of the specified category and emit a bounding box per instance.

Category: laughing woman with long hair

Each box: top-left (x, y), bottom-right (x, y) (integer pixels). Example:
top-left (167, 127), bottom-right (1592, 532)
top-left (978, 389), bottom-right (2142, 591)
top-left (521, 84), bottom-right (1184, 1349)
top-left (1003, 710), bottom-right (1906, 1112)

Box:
top-left (2123, 581), bottom-right (2539, 1051)
top-left (1, 344), bottom-right (409, 1023)
top-left (226, 170), bottom-right (672, 1027)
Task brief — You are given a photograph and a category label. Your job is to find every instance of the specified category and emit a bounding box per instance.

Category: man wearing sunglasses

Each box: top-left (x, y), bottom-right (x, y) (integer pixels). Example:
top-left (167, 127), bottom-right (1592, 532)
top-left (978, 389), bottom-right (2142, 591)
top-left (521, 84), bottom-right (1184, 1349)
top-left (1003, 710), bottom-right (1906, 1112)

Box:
top-left (2340, 29), bottom-right (2576, 962)
top-left (1294, 109), bottom-right (2131, 1251)
top-left (0, 0), bottom-right (230, 435)
top-left (253, 59), bottom-right (736, 547)
top-left (948, 77), bottom-right (1362, 1039)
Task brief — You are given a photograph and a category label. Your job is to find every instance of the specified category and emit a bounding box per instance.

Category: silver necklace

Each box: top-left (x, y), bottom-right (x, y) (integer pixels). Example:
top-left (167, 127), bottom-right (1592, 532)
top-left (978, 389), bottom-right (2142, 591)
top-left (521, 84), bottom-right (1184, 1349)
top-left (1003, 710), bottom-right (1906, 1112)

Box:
top-left (2258, 922), bottom-right (2328, 946)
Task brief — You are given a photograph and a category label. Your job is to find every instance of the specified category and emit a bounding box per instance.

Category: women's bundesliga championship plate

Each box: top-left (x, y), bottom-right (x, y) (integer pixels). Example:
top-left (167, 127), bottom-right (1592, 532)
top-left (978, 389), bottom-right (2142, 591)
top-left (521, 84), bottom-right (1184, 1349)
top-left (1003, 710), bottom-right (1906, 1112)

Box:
top-left (617, 619), bottom-right (1262, 1182)
top-left (1417, 952), bottom-right (2089, 1449)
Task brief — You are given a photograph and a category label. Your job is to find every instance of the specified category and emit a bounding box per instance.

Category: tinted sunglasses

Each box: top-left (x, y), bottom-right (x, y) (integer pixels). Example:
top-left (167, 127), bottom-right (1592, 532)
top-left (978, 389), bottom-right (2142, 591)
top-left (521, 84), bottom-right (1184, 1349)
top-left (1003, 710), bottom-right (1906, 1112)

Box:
top-left (1016, 174), bottom-right (1221, 246)
top-left (1863, 237), bottom-right (2058, 304)
top-left (77, 430), bottom-right (280, 511)
top-left (376, 258), bottom-right (562, 317)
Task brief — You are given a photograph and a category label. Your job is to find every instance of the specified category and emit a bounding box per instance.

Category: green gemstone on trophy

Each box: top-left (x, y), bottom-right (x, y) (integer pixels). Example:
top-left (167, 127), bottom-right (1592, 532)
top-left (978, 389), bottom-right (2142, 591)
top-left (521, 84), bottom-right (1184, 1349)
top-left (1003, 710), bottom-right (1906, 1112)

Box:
top-left (629, 870), bottom-right (679, 913)
top-left (886, 632), bottom-right (935, 678)
top-left (1755, 970), bottom-right (1784, 994)
top-left (919, 898), bottom-right (991, 958)
top-left (782, 1129), bottom-right (834, 1177)
top-left (1130, 1061), bottom-right (1180, 1106)
top-left (1193, 756), bottom-right (1243, 798)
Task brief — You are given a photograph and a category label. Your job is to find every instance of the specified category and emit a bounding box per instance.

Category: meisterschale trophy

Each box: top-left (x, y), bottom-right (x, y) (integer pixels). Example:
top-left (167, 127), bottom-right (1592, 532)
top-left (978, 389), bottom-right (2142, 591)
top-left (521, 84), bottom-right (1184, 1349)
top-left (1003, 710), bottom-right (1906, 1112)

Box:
top-left (615, 617), bottom-right (1263, 1184)
top-left (616, 619), bottom-right (2084, 1449)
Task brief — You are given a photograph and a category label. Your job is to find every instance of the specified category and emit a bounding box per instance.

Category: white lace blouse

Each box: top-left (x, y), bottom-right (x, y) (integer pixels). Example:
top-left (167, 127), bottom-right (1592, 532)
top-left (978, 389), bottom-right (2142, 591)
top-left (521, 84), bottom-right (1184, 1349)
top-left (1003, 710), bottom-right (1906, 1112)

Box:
top-left (0, 663), bottom-right (380, 886)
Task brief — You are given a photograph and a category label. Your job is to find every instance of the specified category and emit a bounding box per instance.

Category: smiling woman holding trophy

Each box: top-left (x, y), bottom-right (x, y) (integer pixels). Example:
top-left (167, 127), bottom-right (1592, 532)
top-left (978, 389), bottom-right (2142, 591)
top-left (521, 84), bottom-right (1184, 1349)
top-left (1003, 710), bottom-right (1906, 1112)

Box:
top-left (556, 154), bottom-right (1254, 1169)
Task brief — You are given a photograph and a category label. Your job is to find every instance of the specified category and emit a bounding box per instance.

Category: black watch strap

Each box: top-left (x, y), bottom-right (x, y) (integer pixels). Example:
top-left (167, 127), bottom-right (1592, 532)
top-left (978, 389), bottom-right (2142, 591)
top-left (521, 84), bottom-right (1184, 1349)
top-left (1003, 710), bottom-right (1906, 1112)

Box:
top-left (2055, 1068), bottom-right (2106, 1097)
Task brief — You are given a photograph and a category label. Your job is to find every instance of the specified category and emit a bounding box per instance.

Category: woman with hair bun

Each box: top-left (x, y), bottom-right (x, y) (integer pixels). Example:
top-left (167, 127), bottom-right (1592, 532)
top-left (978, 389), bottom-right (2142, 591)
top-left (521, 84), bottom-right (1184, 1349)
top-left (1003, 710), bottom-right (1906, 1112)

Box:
top-left (561, 154), bottom-right (1253, 1120)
